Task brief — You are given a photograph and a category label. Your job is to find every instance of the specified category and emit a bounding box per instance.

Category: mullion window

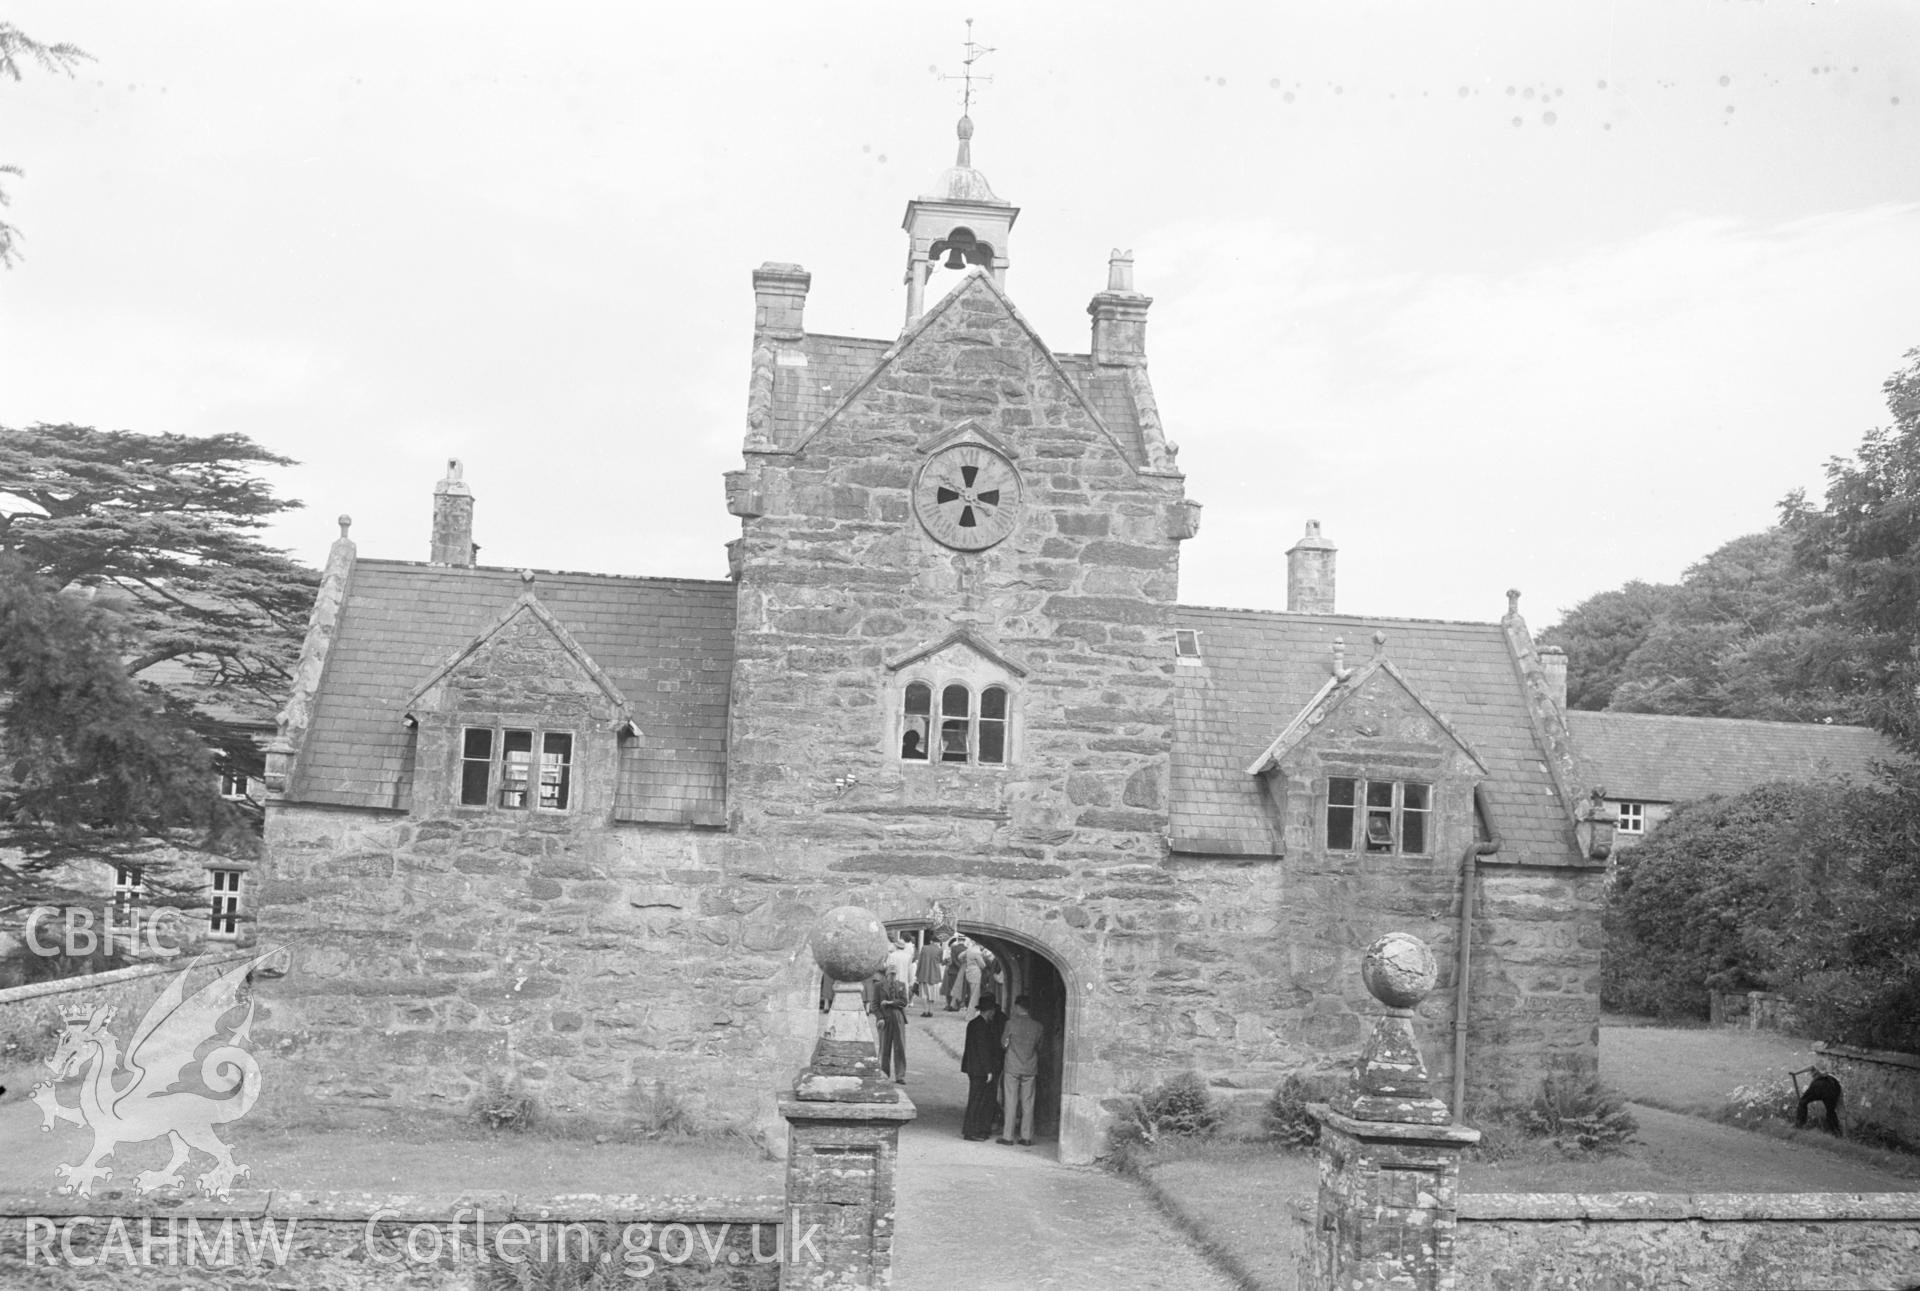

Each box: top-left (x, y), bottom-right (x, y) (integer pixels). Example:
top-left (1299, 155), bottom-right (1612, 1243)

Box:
top-left (900, 679), bottom-right (1014, 766)
top-left (209, 870), bottom-right (242, 939)
top-left (460, 725), bottom-right (575, 811)
top-left (1327, 777), bottom-right (1432, 855)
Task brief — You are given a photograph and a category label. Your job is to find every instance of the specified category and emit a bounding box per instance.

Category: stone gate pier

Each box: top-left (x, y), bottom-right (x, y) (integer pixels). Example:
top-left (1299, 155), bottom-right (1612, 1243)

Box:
top-left (778, 906), bottom-right (915, 1290)
top-left (1305, 932), bottom-right (1479, 1291)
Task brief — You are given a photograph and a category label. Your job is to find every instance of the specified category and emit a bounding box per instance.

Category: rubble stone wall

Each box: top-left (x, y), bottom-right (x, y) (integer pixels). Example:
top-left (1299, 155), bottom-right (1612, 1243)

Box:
top-left (1456, 1193), bottom-right (1920, 1291)
top-left (1817, 1043), bottom-right (1920, 1147)
top-left (0, 1193), bottom-right (784, 1289)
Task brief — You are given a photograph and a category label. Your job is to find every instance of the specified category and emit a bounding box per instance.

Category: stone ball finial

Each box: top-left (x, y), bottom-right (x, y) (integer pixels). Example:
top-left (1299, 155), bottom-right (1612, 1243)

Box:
top-left (337, 515), bottom-right (352, 537)
top-left (811, 906), bottom-right (890, 983)
top-left (1362, 932), bottom-right (1437, 1010)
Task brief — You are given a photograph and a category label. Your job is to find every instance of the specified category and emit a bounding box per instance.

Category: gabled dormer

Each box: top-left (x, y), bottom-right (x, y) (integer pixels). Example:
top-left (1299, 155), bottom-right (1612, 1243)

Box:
top-left (1246, 638), bottom-right (1487, 863)
top-left (404, 583), bottom-right (636, 819)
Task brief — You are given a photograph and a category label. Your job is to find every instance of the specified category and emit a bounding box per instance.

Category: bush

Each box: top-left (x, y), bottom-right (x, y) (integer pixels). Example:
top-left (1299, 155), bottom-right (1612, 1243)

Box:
top-left (1602, 787), bottom-right (1797, 1020)
top-left (1263, 1072), bottom-right (1336, 1148)
top-left (1138, 1070), bottom-right (1222, 1138)
top-left (1722, 1076), bottom-right (1797, 1131)
top-left (1519, 1076), bottom-right (1638, 1153)
top-left (1109, 1071), bottom-right (1221, 1162)
top-left (470, 1070), bottom-right (539, 1132)
top-left (625, 1077), bottom-right (701, 1140)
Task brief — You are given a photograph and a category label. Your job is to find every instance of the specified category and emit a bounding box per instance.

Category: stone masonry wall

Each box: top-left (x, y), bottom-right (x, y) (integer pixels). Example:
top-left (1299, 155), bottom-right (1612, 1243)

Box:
top-left (1817, 1043), bottom-right (1920, 1147)
top-left (1258, 666), bottom-right (1603, 1106)
top-left (0, 1192), bottom-right (784, 1289)
top-left (257, 278), bottom-right (1603, 1157)
top-left (1455, 1193), bottom-right (1920, 1290)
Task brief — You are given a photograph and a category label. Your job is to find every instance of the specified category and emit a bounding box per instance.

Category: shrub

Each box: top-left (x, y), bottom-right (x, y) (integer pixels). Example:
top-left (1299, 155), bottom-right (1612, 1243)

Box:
top-left (470, 1070), bottom-right (539, 1132)
top-left (626, 1077), bottom-right (701, 1140)
top-left (1263, 1072), bottom-right (1336, 1148)
top-left (1722, 1076), bottom-right (1797, 1131)
top-left (1109, 1071), bottom-right (1221, 1163)
top-left (1520, 1076), bottom-right (1638, 1153)
top-left (1138, 1070), bottom-right (1221, 1138)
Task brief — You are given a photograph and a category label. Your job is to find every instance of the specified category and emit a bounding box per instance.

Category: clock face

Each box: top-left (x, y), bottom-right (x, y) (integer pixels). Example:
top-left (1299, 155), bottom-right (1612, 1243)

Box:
top-left (913, 444), bottom-right (1023, 550)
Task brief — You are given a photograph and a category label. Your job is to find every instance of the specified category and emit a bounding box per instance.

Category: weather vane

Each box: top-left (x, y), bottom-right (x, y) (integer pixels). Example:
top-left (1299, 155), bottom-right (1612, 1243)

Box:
top-left (943, 18), bottom-right (995, 116)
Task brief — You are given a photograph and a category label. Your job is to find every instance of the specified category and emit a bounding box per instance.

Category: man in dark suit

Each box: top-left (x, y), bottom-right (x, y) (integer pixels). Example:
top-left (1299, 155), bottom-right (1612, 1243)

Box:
top-left (960, 997), bottom-right (1004, 1140)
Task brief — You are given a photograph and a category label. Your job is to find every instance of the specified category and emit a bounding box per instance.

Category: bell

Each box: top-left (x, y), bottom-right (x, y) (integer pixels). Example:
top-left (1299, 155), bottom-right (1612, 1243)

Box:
top-left (943, 246), bottom-right (968, 270)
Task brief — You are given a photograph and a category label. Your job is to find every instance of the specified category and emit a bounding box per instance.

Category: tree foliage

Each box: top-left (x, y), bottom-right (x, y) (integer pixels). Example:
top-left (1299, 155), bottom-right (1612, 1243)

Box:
top-left (1544, 349), bottom-right (1920, 733)
top-left (1605, 774), bottom-right (1920, 1054)
top-left (0, 22), bottom-right (91, 268)
top-left (0, 424), bottom-right (319, 778)
top-left (1788, 347), bottom-right (1920, 747)
top-left (0, 555), bottom-right (246, 899)
top-left (1602, 785), bottom-right (1797, 1019)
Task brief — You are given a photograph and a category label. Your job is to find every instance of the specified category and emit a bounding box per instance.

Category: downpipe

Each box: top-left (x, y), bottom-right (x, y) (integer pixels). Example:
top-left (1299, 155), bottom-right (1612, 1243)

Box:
top-left (1452, 783), bottom-right (1503, 1120)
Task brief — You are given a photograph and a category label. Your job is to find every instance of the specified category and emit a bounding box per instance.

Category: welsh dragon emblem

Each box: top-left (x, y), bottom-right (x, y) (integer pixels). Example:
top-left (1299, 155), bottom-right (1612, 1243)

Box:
top-left (29, 952), bottom-right (278, 1199)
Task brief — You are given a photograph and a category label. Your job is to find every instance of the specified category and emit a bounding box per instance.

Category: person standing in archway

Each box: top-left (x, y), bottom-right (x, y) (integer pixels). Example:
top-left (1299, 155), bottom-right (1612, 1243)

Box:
top-left (915, 933), bottom-right (943, 1017)
top-left (868, 972), bottom-right (910, 1086)
top-left (941, 936), bottom-right (965, 1011)
top-left (958, 937), bottom-right (987, 1013)
top-left (960, 997), bottom-right (1004, 1139)
top-left (998, 994), bottom-right (1043, 1146)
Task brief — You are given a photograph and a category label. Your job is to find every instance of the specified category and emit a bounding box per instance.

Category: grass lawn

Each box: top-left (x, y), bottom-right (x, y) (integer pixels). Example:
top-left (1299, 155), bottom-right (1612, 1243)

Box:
top-left (1136, 1143), bottom-right (1317, 1291)
top-left (0, 1094), bottom-right (782, 1200)
top-left (1599, 1019), bottom-right (1817, 1116)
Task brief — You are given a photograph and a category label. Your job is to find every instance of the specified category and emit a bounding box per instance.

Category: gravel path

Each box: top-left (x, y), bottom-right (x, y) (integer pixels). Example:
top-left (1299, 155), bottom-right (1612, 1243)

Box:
top-left (891, 1010), bottom-right (1235, 1291)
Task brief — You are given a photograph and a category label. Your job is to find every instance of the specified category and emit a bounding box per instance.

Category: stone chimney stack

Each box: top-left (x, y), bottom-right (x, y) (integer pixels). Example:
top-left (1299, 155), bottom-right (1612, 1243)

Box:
top-left (430, 459), bottom-right (476, 567)
top-left (1088, 249), bottom-right (1152, 365)
top-left (1286, 520), bottom-right (1337, 614)
top-left (1540, 645), bottom-right (1569, 709)
top-left (752, 262), bottom-right (811, 344)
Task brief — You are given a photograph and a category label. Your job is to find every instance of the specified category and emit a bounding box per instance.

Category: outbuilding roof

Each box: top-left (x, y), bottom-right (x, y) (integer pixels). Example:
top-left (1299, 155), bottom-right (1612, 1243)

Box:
top-left (1565, 710), bottom-right (1898, 804)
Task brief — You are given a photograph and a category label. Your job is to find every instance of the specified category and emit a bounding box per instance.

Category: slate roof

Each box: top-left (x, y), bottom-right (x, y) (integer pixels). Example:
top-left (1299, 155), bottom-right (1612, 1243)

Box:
top-left (1566, 711), bottom-right (1898, 804)
top-left (288, 560), bottom-right (735, 825)
top-left (1169, 607), bottom-right (1581, 865)
top-left (769, 333), bottom-right (892, 449)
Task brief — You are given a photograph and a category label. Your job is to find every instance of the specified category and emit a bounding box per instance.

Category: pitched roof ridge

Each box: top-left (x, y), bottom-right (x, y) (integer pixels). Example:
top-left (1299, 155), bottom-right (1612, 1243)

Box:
top-left (801, 331), bottom-right (894, 346)
top-left (1175, 602), bottom-right (1502, 630)
top-left (352, 557), bottom-right (732, 590)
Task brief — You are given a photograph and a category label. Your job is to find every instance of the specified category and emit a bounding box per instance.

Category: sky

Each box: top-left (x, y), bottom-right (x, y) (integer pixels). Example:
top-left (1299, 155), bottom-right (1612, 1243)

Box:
top-left (3, 2), bottom-right (1916, 629)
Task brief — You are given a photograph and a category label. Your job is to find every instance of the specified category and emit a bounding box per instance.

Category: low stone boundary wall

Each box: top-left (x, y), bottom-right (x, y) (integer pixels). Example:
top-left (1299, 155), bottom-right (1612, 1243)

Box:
top-left (1455, 1192), bottom-right (1920, 1290)
top-left (0, 1191), bottom-right (786, 1288)
top-left (1817, 1042), bottom-right (1920, 1147)
top-left (0, 953), bottom-right (256, 1062)
top-left (1708, 989), bottom-right (1799, 1032)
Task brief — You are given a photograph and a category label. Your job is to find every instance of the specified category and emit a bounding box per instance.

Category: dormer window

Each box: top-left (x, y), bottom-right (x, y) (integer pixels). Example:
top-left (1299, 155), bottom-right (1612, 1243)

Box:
top-left (1327, 777), bottom-right (1431, 855)
top-left (461, 726), bottom-right (574, 810)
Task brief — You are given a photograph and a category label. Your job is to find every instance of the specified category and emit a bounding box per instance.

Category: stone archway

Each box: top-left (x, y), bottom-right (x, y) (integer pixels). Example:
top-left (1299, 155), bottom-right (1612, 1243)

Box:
top-left (880, 905), bottom-right (1101, 1163)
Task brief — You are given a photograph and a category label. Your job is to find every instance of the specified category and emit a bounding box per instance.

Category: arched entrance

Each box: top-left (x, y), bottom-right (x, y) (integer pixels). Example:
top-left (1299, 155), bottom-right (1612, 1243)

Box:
top-left (882, 917), bottom-right (1072, 1156)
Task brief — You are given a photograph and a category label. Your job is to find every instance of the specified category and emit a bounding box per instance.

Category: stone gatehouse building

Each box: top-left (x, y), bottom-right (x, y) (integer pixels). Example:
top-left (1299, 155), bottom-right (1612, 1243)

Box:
top-left (256, 119), bottom-right (1607, 1161)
